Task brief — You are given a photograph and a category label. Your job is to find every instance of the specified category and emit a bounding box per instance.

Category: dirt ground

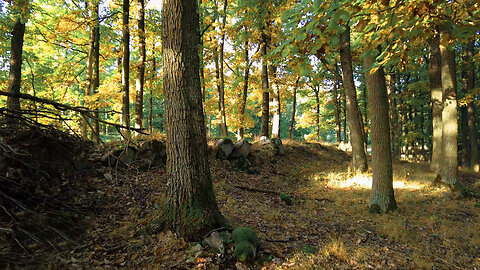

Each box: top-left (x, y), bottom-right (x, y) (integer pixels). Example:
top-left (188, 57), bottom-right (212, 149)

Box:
top-left (1, 132), bottom-right (480, 269)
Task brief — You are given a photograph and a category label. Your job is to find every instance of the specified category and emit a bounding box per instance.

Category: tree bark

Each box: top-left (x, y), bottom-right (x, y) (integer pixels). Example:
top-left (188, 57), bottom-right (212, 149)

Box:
top-left (237, 38), bottom-right (249, 140)
top-left (120, 0), bottom-right (130, 139)
top-left (150, 42), bottom-right (156, 133)
top-left (314, 85), bottom-right (320, 140)
top-left (288, 77), bottom-right (299, 139)
top-left (6, 18), bottom-right (26, 117)
top-left (466, 40), bottom-right (478, 172)
top-left (218, 0), bottom-right (228, 137)
top-left (364, 52), bottom-right (397, 213)
top-left (333, 79), bottom-right (342, 144)
top-left (161, 0), bottom-right (226, 240)
top-left (429, 33), bottom-right (442, 171)
top-left (271, 66), bottom-right (281, 138)
top-left (82, 12), bottom-right (95, 140)
top-left (92, 3), bottom-right (100, 144)
top-left (260, 27), bottom-right (270, 138)
top-left (135, 0), bottom-right (146, 134)
top-left (439, 24), bottom-right (458, 185)
top-left (460, 94), bottom-right (469, 167)
top-left (339, 25), bottom-right (367, 172)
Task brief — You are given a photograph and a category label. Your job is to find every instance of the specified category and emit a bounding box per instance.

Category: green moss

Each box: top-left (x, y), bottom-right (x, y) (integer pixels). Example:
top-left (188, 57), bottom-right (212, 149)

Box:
top-left (232, 227), bottom-right (259, 261)
top-left (280, 193), bottom-right (293, 206)
top-left (301, 244), bottom-right (318, 254)
top-left (369, 203), bottom-right (381, 214)
top-left (234, 241), bottom-right (255, 261)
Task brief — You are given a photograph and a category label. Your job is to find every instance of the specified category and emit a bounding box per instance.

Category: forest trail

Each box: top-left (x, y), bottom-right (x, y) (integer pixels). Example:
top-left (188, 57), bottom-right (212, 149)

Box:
top-left (2, 135), bottom-right (480, 269)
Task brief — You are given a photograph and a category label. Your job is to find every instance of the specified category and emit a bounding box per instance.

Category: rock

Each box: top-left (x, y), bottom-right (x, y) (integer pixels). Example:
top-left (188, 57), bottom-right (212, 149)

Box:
top-left (259, 136), bottom-right (271, 145)
top-left (271, 138), bottom-right (286, 155)
top-left (215, 139), bottom-right (234, 159)
top-left (204, 231), bottom-right (227, 254)
top-left (231, 140), bottom-right (252, 159)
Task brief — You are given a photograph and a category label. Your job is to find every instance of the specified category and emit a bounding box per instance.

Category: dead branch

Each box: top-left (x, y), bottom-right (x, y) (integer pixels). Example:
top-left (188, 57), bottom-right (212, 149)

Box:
top-left (0, 92), bottom-right (147, 134)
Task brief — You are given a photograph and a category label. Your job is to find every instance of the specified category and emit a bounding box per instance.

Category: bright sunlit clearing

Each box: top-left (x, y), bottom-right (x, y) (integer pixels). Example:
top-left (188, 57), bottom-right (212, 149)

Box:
top-left (326, 173), bottom-right (426, 190)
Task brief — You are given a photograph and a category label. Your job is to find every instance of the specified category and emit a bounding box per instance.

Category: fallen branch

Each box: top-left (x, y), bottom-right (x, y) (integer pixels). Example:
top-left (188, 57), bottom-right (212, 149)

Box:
top-left (0, 92), bottom-right (147, 134)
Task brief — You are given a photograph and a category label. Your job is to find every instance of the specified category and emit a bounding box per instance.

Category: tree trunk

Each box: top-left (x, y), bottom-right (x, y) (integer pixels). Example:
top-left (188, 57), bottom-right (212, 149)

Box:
top-left (260, 27), bottom-right (270, 138)
top-left (288, 77), bottom-right (299, 139)
top-left (460, 95), bottom-right (469, 167)
top-left (339, 25), bottom-right (367, 172)
top-left (314, 85), bottom-right (320, 140)
top-left (150, 43), bottom-right (156, 133)
top-left (6, 18), bottom-right (26, 117)
top-left (135, 0), bottom-right (146, 134)
top-left (429, 33), bottom-right (442, 171)
top-left (120, 0), bottom-right (130, 139)
top-left (466, 40), bottom-right (479, 172)
top-left (271, 66), bottom-right (281, 138)
top-left (82, 12), bottom-right (95, 140)
top-left (161, 0), bottom-right (226, 240)
top-left (92, 3), bottom-right (100, 144)
top-left (439, 24), bottom-right (458, 185)
top-left (218, 0), bottom-right (228, 137)
top-left (343, 90), bottom-right (347, 143)
top-left (388, 73), bottom-right (399, 159)
top-left (237, 38), bottom-right (249, 140)
top-left (333, 79), bottom-right (342, 144)
top-left (364, 52), bottom-right (397, 213)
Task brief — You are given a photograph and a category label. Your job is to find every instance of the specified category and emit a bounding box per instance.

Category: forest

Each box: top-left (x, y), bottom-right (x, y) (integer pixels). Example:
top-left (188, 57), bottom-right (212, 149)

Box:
top-left (1, 0), bottom-right (480, 269)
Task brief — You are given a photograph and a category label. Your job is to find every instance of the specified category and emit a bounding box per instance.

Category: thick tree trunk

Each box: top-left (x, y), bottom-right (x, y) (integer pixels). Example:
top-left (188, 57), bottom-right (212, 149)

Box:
top-left (120, 0), bottom-right (130, 139)
top-left (92, 3), bottom-right (100, 144)
top-left (429, 33), bottom-right (443, 171)
top-left (161, 0), bottom-right (226, 240)
top-left (6, 18), bottom-right (26, 118)
top-left (439, 24), bottom-right (458, 185)
top-left (364, 53), bottom-right (397, 213)
top-left (260, 27), bottom-right (270, 138)
top-left (237, 38), bottom-right (249, 140)
top-left (288, 77), bottom-right (299, 139)
top-left (135, 0), bottom-right (146, 134)
top-left (339, 25), bottom-right (367, 172)
top-left (466, 40), bottom-right (479, 172)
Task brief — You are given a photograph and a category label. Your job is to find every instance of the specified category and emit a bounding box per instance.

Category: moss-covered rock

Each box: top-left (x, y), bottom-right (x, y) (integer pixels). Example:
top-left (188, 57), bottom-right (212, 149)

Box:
top-left (232, 227), bottom-right (259, 261)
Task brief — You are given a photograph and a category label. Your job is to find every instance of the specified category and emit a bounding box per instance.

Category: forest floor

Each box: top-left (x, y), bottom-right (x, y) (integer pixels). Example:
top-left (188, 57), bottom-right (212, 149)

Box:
top-left (2, 130), bottom-right (480, 269)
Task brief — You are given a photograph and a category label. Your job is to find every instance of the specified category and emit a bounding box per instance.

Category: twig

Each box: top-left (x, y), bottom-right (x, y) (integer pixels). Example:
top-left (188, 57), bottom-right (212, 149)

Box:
top-left (233, 185), bottom-right (281, 195)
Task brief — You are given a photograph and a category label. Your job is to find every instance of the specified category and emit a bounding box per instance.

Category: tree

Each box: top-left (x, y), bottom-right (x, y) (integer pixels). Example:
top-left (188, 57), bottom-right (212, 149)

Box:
top-left (364, 51), bottom-right (397, 213)
top-left (339, 25), bottom-right (367, 172)
top-left (92, 2), bottom-right (100, 144)
top-left (6, 15), bottom-right (27, 116)
top-left (120, 0), bottom-right (130, 138)
top-left (260, 26), bottom-right (270, 138)
top-left (429, 33), bottom-right (442, 171)
top-left (218, 0), bottom-right (228, 137)
top-left (135, 0), bottom-right (146, 134)
top-left (288, 77), bottom-right (299, 139)
top-left (161, 0), bottom-right (226, 240)
top-left (438, 23), bottom-right (458, 185)
top-left (465, 40), bottom-right (478, 172)
top-left (237, 37), bottom-right (250, 140)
